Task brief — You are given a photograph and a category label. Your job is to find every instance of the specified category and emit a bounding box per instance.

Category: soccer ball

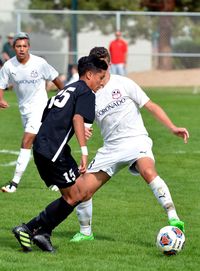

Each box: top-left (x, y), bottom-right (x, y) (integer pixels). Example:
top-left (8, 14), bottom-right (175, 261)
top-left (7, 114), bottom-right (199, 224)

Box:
top-left (156, 226), bottom-right (185, 255)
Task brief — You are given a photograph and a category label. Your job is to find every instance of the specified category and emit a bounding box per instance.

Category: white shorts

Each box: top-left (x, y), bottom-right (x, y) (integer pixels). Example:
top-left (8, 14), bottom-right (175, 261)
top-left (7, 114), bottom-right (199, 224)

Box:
top-left (87, 135), bottom-right (155, 177)
top-left (21, 108), bottom-right (43, 134)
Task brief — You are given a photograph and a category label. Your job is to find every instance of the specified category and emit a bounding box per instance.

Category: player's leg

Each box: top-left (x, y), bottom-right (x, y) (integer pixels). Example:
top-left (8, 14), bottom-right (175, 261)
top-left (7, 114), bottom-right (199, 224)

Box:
top-left (29, 176), bottom-right (96, 251)
top-left (13, 195), bottom-right (75, 252)
top-left (1, 132), bottom-right (34, 193)
top-left (13, 172), bottom-right (108, 251)
top-left (1, 111), bottom-right (42, 193)
top-left (71, 199), bottom-right (94, 242)
top-left (70, 171), bottom-right (110, 242)
top-left (12, 151), bottom-right (81, 252)
top-left (12, 150), bottom-right (108, 251)
top-left (12, 169), bottom-right (110, 251)
top-left (71, 145), bottom-right (116, 242)
top-left (135, 157), bottom-right (184, 232)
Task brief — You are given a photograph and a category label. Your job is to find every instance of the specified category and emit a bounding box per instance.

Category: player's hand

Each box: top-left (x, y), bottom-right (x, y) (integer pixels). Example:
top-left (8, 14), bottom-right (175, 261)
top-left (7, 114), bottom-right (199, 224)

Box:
top-left (79, 155), bottom-right (88, 174)
top-left (85, 127), bottom-right (93, 140)
top-left (172, 127), bottom-right (189, 143)
top-left (84, 123), bottom-right (93, 140)
top-left (0, 99), bottom-right (9, 109)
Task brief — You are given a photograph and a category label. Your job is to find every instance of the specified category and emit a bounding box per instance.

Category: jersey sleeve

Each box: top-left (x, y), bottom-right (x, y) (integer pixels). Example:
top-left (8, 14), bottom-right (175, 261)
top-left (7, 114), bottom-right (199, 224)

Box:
top-left (0, 64), bottom-right (9, 89)
top-left (75, 91), bottom-right (95, 123)
top-left (124, 77), bottom-right (150, 108)
top-left (41, 59), bottom-right (59, 81)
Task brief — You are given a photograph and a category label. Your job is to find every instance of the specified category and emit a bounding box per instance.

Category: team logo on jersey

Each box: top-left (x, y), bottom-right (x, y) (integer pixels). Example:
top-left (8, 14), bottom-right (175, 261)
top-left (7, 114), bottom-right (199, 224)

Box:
top-left (96, 97), bottom-right (126, 117)
top-left (112, 89), bottom-right (121, 99)
top-left (30, 70), bottom-right (38, 78)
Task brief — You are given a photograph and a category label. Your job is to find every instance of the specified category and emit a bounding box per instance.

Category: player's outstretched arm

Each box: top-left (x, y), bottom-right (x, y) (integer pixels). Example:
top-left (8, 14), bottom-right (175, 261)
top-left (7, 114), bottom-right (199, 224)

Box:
top-left (52, 77), bottom-right (64, 90)
top-left (144, 100), bottom-right (189, 143)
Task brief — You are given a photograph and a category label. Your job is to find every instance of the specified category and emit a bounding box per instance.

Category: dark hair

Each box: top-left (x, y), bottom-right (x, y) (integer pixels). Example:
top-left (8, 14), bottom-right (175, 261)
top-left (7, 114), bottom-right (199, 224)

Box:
top-left (78, 55), bottom-right (108, 77)
top-left (89, 47), bottom-right (110, 63)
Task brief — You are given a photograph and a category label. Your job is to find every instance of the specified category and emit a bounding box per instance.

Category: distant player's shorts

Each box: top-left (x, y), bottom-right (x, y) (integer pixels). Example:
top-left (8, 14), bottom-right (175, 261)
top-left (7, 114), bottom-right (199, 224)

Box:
top-left (87, 135), bottom-right (154, 177)
top-left (21, 112), bottom-right (42, 134)
top-left (33, 150), bottom-right (80, 188)
top-left (21, 102), bottom-right (47, 134)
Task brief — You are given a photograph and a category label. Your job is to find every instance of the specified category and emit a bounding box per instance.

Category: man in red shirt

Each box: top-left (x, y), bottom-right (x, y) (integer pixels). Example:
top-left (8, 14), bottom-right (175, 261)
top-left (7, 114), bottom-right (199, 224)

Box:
top-left (109, 31), bottom-right (128, 76)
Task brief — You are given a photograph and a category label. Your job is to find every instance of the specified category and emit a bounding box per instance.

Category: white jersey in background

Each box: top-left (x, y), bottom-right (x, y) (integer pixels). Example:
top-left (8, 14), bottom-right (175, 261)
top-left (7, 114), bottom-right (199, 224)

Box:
top-left (95, 74), bottom-right (150, 143)
top-left (0, 54), bottom-right (59, 116)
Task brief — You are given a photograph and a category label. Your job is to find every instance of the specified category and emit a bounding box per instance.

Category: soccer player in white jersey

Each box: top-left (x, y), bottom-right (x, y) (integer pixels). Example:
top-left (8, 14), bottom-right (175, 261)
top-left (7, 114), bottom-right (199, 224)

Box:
top-left (69, 47), bottom-right (189, 242)
top-left (0, 32), bottom-right (64, 193)
top-left (11, 48), bottom-right (189, 253)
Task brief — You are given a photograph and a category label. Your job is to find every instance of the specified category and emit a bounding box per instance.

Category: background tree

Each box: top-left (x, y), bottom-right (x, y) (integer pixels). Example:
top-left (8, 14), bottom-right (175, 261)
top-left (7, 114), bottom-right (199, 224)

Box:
top-left (140, 0), bottom-right (200, 69)
top-left (28, 0), bottom-right (141, 64)
top-left (28, 0), bottom-right (200, 70)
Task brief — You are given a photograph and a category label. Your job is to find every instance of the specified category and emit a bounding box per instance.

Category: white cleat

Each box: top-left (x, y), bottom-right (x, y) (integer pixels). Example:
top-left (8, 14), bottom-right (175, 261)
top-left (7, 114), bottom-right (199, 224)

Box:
top-left (49, 185), bottom-right (59, 192)
top-left (1, 182), bottom-right (18, 193)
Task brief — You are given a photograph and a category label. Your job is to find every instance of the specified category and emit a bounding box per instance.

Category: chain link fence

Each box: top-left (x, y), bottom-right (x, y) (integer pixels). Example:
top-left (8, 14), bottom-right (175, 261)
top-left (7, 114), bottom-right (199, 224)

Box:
top-left (0, 9), bottom-right (200, 77)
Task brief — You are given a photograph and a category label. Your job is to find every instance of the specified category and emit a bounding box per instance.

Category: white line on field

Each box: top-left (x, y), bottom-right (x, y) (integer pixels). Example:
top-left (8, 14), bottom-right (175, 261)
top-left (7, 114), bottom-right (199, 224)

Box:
top-left (0, 149), bottom-right (32, 167)
top-left (0, 149), bottom-right (199, 167)
top-left (0, 150), bottom-right (19, 155)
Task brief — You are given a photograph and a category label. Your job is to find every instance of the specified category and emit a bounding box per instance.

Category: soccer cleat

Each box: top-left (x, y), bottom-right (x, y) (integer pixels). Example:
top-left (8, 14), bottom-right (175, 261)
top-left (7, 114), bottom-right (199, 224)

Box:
top-left (12, 224), bottom-right (32, 252)
top-left (1, 181), bottom-right (18, 193)
top-left (169, 218), bottom-right (185, 233)
top-left (49, 185), bottom-right (59, 192)
top-left (33, 233), bottom-right (55, 252)
top-left (70, 232), bottom-right (94, 242)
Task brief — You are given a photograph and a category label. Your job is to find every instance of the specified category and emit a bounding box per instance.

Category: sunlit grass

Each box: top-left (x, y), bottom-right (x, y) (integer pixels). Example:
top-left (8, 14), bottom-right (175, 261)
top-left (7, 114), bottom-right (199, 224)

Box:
top-left (0, 89), bottom-right (199, 271)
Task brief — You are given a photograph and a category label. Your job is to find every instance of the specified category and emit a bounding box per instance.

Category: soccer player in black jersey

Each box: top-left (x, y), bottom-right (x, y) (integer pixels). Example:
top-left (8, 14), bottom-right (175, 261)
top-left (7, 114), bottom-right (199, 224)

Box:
top-left (12, 55), bottom-right (108, 252)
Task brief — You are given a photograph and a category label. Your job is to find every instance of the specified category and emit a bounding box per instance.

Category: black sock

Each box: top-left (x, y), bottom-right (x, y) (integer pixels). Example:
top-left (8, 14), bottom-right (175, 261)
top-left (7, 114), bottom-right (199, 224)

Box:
top-left (26, 197), bottom-right (75, 234)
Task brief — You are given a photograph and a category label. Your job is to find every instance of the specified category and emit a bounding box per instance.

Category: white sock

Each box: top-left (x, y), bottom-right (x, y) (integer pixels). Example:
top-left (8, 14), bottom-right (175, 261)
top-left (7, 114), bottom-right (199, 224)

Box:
top-left (76, 198), bottom-right (93, 235)
top-left (149, 176), bottom-right (179, 221)
top-left (12, 148), bottom-right (31, 185)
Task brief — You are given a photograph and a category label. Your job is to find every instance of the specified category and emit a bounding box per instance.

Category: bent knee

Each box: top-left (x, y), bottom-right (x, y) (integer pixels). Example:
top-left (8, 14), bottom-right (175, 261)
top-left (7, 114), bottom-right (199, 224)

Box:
top-left (63, 196), bottom-right (81, 206)
top-left (22, 134), bottom-right (36, 148)
top-left (63, 191), bottom-right (89, 206)
top-left (140, 167), bottom-right (157, 182)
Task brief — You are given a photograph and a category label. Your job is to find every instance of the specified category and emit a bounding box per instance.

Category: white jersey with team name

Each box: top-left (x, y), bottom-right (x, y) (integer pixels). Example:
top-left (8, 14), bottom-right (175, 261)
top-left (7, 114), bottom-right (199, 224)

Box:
top-left (95, 74), bottom-right (150, 144)
top-left (0, 54), bottom-right (58, 116)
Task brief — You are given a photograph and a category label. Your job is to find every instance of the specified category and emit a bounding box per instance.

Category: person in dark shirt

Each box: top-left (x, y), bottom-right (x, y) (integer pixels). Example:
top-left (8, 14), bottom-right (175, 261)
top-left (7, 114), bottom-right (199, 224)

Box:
top-left (12, 54), bottom-right (108, 252)
top-left (2, 32), bottom-right (15, 62)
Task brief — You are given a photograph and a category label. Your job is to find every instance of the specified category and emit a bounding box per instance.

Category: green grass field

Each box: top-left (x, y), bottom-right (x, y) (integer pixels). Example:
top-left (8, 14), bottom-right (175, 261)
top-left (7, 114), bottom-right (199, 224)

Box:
top-left (0, 88), bottom-right (199, 271)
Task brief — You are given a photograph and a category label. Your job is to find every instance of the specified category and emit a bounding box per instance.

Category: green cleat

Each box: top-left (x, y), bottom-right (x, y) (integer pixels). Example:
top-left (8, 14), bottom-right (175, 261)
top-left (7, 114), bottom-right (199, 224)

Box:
top-left (70, 232), bottom-right (94, 242)
top-left (169, 219), bottom-right (185, 233)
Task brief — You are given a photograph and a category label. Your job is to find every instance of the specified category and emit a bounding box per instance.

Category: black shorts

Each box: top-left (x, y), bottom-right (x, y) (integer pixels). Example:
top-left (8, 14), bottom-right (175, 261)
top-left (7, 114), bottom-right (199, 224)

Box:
top-left (33, 150), bottom-right (80, 188)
